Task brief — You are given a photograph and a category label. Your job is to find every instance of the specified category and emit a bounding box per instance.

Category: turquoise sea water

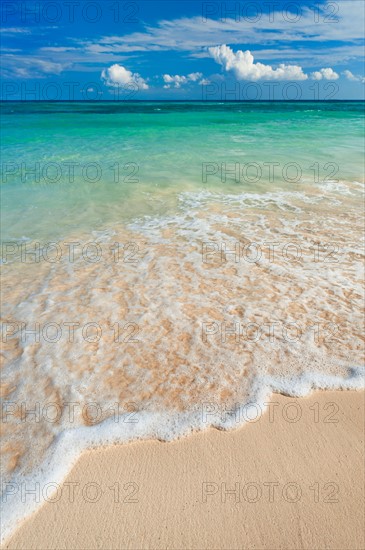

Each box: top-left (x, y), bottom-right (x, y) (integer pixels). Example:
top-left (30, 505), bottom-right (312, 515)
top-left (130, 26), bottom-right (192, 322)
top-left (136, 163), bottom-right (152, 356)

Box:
top-left (1, 101), bottom-right (364, 540)
top-left (1, 101), bottom-right (364, 241)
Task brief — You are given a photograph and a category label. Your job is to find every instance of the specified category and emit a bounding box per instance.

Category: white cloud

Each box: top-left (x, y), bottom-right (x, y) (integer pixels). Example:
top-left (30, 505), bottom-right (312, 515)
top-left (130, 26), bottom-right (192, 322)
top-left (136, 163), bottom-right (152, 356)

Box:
top-left (199, 78), bottom-right (211, 85)
top-left (79, 0), bottom-right (364, 64)
top-left (343, 69), bottom-right (365, 83)
top-left (101, 63), bottom-right (148, 89)
top-left (1, 55), bottom-right (67, 78)
top-left (208, 44), bottom-right (308, 81)
top-left (201, 45), bottom-right (365, 67)
top-left (0, 27), bottom-right (32, 34)
top-left (310, 68), bottom-right (339, 80)
top-left (187, 72), bottom-right (202, 81)
top-left (343, 69), bottom-right (357, 81)
top-left (209, 45), bottom-right (341, 82)
top-left (163, 72), bottom-right (203, 88)
top-left (163, 74), bottom-right (187, 88)
top-left (40, 47), bottom-right (79, 53)
top-left (2, 0), bottom-right (363, 84)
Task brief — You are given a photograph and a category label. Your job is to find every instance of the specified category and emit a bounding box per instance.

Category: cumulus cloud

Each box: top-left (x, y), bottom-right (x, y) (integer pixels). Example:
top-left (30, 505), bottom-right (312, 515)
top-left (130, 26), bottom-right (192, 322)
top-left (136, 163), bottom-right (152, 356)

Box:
top-left (101, 63), bottom-right (148, 89)
top-left (343, 69), bottom-right (365, 83)
top-left (187, 72), bottom-right (202, 81)
top-left (163, 74), bottom-right (187, 88)
top-left (163, 72), bottom-right (203, 88)
top-left (209, 44), bottom-right (341, 82)
top-left (310, 68), bottom-right (339, 80)
top-left (208, 44), bottom-right (308, 81)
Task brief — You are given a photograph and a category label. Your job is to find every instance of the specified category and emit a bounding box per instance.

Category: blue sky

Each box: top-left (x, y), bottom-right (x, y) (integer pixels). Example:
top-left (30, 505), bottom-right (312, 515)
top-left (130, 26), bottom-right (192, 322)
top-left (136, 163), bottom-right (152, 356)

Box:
top-left (1, 0), bottom-right (364, 99)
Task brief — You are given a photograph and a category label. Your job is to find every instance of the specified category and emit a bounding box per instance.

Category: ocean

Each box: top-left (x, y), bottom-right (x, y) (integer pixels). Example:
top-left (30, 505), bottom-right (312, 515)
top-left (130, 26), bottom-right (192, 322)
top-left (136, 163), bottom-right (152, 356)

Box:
top-left (1, 101), bottom-right (364, 539)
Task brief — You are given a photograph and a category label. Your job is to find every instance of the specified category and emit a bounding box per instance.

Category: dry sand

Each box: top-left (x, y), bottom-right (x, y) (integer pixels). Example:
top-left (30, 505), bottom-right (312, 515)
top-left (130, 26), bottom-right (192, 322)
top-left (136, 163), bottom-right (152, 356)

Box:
top-left (3, 390), bottom-right (364, 550)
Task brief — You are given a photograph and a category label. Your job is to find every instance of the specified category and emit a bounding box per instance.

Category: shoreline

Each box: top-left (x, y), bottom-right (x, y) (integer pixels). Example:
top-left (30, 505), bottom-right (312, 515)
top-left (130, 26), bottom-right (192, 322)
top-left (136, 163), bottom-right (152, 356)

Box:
top-left (3, 389), bottom-right (364, 550)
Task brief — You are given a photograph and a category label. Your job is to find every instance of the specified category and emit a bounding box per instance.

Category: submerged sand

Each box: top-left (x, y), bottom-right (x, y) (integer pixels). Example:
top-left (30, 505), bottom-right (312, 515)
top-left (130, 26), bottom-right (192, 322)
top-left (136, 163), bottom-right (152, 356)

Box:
top-left (3, 390), bottom-right (364, 550)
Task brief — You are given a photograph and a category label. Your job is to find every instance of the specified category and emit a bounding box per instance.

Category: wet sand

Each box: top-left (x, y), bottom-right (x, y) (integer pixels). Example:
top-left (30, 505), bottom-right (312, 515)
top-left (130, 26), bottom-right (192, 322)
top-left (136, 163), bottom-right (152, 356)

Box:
top-left (3, 390), bottom-right (364, 550)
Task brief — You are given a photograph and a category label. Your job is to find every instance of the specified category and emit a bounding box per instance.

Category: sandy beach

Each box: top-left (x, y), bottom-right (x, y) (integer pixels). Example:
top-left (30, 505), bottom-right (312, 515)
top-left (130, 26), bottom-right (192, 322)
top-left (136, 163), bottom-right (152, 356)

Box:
top-left (3, 390), bottom-right (364, 550)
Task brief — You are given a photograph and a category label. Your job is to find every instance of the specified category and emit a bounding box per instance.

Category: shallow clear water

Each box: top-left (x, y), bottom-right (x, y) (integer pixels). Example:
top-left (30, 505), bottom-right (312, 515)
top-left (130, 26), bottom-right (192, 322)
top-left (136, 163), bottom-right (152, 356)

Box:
top-left (1, 101), bottom-right (364, 241)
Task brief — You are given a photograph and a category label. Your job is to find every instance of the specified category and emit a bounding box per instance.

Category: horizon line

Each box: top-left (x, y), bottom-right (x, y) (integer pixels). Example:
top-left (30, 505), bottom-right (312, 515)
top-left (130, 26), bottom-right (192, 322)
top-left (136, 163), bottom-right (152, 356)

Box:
top-left (1, 99), bottom-right (365, 103)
